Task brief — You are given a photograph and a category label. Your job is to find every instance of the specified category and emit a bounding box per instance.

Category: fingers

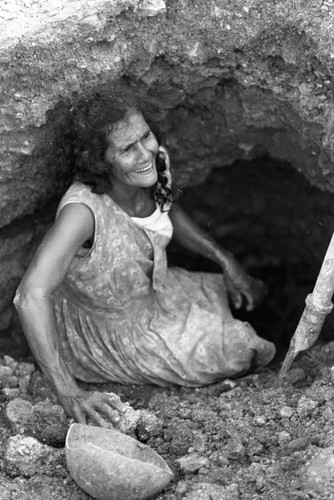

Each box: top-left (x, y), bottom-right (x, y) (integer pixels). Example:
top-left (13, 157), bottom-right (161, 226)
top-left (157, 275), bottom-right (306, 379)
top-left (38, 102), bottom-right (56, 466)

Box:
top-left (97, 402), bottom-right (122, 425)
top-left (230, 286), bottom-right (254, 311)
top-left (233, 295), bottom-right (243, 309)
top-left (230, 288), bottom-right (243, 309)
top-left (82, 392), bottom-right (126, 427)
top-left (227, 273), bottom-right (267, 311)
top-left (86, 408), bottom-right (115, 429)
top-left (225, 278), bottom-right (242, 309)
top-left (245, 296), bottom-right (254, 312)
top-left (64, 390), bottom-right (127, 428)
top-left (90, 392), bottom-right (125, 418)
top-left (244, 286), bottom-right (266, 311)
top-left (102, 392), bottom-right (126, 413)
top-left (71, 402), bottom-right (88, 425)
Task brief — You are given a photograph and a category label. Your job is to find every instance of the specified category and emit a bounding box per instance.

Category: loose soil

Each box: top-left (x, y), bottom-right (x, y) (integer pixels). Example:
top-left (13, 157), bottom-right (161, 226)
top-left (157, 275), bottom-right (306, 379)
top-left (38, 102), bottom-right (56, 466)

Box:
top-left (1, 340), bottom-right (334, 499)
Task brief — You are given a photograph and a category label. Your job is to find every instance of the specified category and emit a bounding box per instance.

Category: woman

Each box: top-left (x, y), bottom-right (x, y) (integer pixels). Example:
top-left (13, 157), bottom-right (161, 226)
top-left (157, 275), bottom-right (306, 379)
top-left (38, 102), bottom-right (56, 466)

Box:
top-left (14, 85), bottom-right (275, 427)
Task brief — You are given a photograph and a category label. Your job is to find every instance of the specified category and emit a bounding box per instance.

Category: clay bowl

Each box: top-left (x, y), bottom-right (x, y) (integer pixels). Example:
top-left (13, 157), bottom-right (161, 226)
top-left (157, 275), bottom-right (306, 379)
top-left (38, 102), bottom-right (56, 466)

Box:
top-left (65, 423), bottom-right (174, 500)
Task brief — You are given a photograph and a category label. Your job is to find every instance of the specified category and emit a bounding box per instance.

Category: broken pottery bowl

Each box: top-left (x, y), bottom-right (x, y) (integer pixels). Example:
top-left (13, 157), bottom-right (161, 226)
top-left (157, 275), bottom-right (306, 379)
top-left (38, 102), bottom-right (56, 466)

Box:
top-left (65, 423), bottom-right (174, 500)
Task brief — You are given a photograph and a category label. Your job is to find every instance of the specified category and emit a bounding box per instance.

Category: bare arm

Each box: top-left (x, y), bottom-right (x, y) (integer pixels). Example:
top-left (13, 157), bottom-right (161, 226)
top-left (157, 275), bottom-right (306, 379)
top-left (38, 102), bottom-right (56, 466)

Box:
top-left (14, 203), bottom-right (123, 426)
top-left (169, 205), bottom-right (266, 310)
top-left (169, 204), bottom-right (233, 269)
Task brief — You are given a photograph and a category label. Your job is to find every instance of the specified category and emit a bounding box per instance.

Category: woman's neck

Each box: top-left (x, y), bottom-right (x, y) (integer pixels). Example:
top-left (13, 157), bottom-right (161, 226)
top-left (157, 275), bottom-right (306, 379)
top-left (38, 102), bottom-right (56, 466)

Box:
top-left (108, 185), bottom-right (155, 217)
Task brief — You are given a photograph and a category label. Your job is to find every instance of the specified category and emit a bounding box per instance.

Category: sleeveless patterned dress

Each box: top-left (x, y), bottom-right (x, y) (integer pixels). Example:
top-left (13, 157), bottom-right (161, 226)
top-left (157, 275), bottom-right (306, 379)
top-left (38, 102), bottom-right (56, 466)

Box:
top-left (53, 181), bottom-right (275, 386)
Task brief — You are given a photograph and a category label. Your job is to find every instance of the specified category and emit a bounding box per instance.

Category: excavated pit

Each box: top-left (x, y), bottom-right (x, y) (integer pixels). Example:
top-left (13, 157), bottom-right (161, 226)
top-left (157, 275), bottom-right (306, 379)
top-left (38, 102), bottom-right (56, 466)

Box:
top-left (2, 151), bottom-right (334, 359)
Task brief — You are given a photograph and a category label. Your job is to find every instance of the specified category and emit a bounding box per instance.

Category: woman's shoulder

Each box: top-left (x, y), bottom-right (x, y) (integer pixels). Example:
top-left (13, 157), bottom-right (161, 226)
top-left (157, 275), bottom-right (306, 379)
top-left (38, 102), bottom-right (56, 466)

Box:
top-left (61, 181), bottom-right (95, 200)
top-left (56, 182), bottom-right (103, 218)
top-left (60, 181), bottom-right (104, 205)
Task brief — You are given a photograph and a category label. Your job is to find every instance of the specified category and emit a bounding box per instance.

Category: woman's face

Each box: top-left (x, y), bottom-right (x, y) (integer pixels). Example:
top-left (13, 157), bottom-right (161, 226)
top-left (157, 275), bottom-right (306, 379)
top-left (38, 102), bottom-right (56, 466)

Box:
top-left (104, 111), bottom-right (159, 190)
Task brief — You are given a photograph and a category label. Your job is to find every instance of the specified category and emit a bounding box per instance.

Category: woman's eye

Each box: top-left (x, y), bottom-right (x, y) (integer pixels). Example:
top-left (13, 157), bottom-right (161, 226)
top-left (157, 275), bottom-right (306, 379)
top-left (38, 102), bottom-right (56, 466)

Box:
top-left (122, 132), bottom-right (152, 154)
top-left (143, 131), bottom-right (152, 140)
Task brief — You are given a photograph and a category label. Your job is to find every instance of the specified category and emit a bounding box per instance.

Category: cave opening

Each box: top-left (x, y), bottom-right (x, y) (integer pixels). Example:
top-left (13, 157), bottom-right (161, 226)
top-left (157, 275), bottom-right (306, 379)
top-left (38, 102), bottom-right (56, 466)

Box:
top-left (2, 127), bottom-right (334, 366)
top-left (2, 153), bottom-right (334, 363)
top-left (167, 154), bottom-right (334, 356)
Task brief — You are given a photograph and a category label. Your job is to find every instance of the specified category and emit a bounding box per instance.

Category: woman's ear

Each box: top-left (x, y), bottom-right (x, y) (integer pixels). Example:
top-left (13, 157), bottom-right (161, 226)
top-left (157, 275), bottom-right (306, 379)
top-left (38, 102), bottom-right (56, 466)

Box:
top-left (158, 145), bottom-right (170, 169)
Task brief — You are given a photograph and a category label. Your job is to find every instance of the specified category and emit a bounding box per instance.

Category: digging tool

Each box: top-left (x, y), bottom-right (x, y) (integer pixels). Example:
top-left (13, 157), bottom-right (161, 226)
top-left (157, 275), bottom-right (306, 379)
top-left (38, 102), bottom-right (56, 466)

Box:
top-left (277, 233), bottom-right (334, 387)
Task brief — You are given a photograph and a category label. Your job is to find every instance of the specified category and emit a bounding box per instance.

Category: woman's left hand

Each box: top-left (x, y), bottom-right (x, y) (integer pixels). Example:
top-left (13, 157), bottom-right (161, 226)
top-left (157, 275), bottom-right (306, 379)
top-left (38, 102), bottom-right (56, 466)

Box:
top-left (223, 257), bottom-right (267, 311)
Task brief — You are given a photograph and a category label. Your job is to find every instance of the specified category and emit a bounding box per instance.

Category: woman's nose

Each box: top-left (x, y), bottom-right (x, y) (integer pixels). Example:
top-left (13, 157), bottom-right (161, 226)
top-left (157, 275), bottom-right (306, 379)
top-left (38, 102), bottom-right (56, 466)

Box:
top-left (136, 142), bottom-right (151, 162)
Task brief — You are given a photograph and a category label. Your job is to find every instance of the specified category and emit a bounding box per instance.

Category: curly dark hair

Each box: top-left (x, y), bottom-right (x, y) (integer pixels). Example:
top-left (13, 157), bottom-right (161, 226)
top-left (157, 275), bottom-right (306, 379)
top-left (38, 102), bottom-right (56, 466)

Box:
top-left (51, 82), bottom-right (173, 209)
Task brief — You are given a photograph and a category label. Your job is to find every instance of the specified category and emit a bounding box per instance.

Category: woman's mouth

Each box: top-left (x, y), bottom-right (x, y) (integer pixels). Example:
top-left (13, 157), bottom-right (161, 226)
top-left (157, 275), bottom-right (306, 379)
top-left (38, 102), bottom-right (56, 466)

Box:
top-left (135, 163), bottom-right (153, 174)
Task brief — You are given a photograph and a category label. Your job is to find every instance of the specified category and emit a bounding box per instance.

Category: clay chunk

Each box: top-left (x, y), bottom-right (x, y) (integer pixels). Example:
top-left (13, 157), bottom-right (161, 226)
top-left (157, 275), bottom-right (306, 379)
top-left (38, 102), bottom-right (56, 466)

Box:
top-left (65, 423), bottom-right (174, 500)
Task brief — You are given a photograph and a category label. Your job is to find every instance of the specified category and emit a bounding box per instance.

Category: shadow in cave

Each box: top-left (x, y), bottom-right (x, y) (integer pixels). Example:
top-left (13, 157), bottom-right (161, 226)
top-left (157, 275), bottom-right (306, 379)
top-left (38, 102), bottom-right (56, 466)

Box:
top-left (167, 155), bottom-right (334, 360)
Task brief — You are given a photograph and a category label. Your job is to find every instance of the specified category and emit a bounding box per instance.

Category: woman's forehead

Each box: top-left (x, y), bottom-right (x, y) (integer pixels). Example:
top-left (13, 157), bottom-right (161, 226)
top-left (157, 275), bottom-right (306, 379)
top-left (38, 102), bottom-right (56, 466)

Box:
top-left (107, 111), bottom-right (148, 148)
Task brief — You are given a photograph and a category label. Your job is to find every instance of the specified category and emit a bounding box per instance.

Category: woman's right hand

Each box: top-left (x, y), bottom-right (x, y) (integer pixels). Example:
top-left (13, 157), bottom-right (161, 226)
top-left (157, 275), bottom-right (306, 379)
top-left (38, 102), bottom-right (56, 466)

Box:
top-left (57, 387), bottom-right (126, 428)
top-left (223, 256), bottom-right (267, 312)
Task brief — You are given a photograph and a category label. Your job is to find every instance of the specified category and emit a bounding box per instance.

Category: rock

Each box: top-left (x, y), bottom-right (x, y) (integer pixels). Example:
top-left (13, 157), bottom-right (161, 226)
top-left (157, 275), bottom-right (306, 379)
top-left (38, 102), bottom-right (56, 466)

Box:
top-left (192, 433), bottom-right (206, 453)
top-left (4, 435), bottom-right (64, 477)
top-left (15, 362), bottom-right (35, 378)
top-left (165, 420), bottom-right (194, 455)
top-left (277, 431), bottom-right (291, 445)
top-left (176, 453), bottom-right (210, 473)
top-left (138, 0), bottom-right (166, 17)
top-left (5, 398), bottom-right (34, 433)
top-left (6, 375), bottom-right (19, 388)
top-left (254, 415), bottom-right (266, 426)
top-left (3, 355), bottom-right (18, 370)
top-left (304, 446), bottom-right (334, 496)
top-left (323, 406), bottom-right (333, 420)
top-left (280, 405), bottom-right (294, 418)
top-left (226, 440), bottom-right (246, 460)
top-left (175, 480), bottom-right (189, 497)
top-left (0, 358), bottom-right (35, 395)
top-left (208, 451), bottom-right (219, 465)
top-left (182, 482), bottom-right (239, 500)
top-left (2, 388), bottom-right (21, 399)
top-left (103, 395), bottom-right (140, 435)
top-left (297, 396), bottom-right (318, 417)
top-left (248, 442), bottom-right (264, 456)
top-left (287, 436), bottom-right (310, 452)
top-left (5, 398), bottom-right (68, 446)
top-left (0, 366), bottom-right (14, 387)
top-left (136, 409), bottom-right (163, 441)
top-left (216, 453), bottom-right (229, 467)
top-left (27, 400), bottom-right (69, 446)
top-left (18, 374), bottom-right (31, 394)
top-left (178, 406), bottom-right (192, 419)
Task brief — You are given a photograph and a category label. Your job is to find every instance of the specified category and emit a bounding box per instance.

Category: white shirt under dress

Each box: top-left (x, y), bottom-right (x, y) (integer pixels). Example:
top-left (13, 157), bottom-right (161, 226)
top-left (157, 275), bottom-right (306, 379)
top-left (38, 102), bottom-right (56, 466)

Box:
top-left (131, 206), bottom-right (173, 239)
